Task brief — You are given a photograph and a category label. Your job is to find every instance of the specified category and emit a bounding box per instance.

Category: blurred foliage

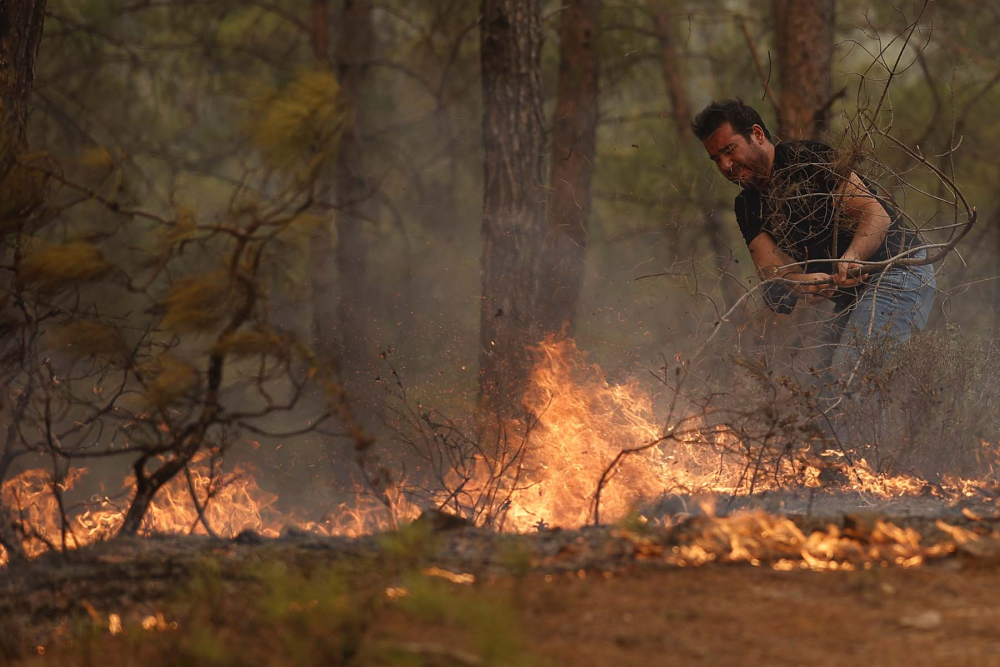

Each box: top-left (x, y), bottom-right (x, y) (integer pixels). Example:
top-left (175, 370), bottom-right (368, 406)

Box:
top-left (162, 270), bottom-right (238, 333)
top-left (11, 534), bottom-right (531, 666)
top-left (20, 241), bottom-right (112, 294)
top-left (0, 156), bottom-right (49, 227)
top-left (862, 327), bottom-right (1000, 478)
top-left (210, 329), bottom-right (288, 360)
top-left (378, 518), bottom-right (439, 568)
top-left (50, 319), bottom-right (128, 361)
top-left (140, 354), bottom-right (200, 409)
top-left (247, 67), bottom-right (347, 175)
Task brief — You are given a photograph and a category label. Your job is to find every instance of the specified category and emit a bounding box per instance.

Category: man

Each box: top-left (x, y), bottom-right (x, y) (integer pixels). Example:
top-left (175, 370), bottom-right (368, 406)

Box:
top-left (692, 99), bottom-right (935, 371)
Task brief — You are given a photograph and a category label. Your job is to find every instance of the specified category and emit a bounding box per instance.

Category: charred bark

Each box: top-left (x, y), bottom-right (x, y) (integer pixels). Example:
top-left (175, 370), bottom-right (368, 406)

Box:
top-left (119, 350), bottom-right (227, 537)
top-left (540, 0), bottom-right (600, 338)
top-left (0, 0), bottom-right (47, 183)
top-left (772, 0), bottom-right (834, 140)
top-left (0, 447), bottom-right (27, 563)
top-left (0, 0), bottom-right (46, 565)
top-left (479, 0), bottom-right (547, 414)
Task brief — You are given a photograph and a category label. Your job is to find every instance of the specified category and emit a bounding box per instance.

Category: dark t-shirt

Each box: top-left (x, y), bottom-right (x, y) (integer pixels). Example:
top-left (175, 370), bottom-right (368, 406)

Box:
top-left (734, 141), bottom-right (913, 279)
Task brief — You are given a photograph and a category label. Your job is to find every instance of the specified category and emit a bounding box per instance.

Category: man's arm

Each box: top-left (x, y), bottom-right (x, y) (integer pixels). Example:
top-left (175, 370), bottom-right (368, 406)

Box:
top-left (747, 231), bottom-right (835, 304)
top-left (831, 170), bottom-right (892, 287)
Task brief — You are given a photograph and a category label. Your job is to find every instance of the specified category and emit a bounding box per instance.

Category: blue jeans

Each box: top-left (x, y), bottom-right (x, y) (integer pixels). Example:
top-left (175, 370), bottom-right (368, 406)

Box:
top-left (822, 250), bottom-right (936, 373)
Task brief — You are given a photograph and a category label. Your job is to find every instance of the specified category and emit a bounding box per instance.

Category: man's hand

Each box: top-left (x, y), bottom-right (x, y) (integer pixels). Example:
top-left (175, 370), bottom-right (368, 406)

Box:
top-left (785, 272), bottom-right (836, 303)
top-left (832, 258), bottom-right (864, 288)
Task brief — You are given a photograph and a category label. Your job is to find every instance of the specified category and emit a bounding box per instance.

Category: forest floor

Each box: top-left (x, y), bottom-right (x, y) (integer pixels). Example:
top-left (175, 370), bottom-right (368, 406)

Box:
top-left (383, 564), bottom-right (1000, 667)
top-left (4, 502), bottom-right (1000, 666)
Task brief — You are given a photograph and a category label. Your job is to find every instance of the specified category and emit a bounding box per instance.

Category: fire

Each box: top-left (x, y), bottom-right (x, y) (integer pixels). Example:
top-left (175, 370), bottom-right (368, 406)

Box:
top-left (498, 337), bottom-right (699, 530)
top-left (0, 452), bottom-right (417, 565)
top-left (1, 468), bottom-right (94, 557)
top-left (466, 337), bottom-right (980, 530)
top-left (613, 510), bottom-right (956, 571)
top-left (1, 337), bottom-right (997, 566)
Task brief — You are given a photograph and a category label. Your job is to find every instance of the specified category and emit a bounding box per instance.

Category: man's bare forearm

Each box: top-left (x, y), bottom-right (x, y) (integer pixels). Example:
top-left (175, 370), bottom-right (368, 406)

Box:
top-left (838, 172), bottom-right (891, 265)
top-left (842, 200), bottom-right (890, 263)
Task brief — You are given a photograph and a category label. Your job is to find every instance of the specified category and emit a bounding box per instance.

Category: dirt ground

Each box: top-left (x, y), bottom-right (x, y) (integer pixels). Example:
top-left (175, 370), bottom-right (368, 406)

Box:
top-left (7, 512), bottom-right (1000, 666)
top-left (376, 563), bottom-right (1000, 667)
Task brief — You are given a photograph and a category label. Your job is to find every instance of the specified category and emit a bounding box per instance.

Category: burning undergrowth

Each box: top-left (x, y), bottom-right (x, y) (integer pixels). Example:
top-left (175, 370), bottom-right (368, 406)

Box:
top-left (2, 336), bottom-right (999, 567)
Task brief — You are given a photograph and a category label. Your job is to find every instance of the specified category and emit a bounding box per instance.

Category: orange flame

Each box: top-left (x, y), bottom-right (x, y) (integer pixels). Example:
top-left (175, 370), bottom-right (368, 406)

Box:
top-left (463, 338), bottom-right (963, 530)
top-left (611, 510), bottom-right (955, 571)
top-left (2, 337), bottom-right (997, 566)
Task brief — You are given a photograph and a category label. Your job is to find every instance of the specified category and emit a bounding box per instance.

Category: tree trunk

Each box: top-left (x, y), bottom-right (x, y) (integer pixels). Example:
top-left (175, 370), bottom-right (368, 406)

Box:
top-left (0, 445), bottom-right (26, 563)
top-left (308, 0), bottom-right (339, 365)
top-left (772, 0), bottom-right (834, 140)
top-left (648, 1), bottom-right (741, 308)
top-left (0, 0), bottom-right (47, 566)
top-left (540, 0), bottom-right (600, 338)
top-left (648, 0), bottom-right (690, 139)
top-left (335, 0), bottom-right (376, 395)
top-left (0, 0), bottom-right (47, 182)
top-left (312, 0), bottom-right (329, 64)
top-left (992, 212), bottom-right (1000, 335)
top-left (770, 0), bottom-right (835, 368)
top-left (479, 0), bottom-right (547, 414)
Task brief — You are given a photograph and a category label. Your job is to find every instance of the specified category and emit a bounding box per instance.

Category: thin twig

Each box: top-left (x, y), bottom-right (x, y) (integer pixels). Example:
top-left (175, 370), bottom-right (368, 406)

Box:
top-left (738, 18), bottom-right (780, 109)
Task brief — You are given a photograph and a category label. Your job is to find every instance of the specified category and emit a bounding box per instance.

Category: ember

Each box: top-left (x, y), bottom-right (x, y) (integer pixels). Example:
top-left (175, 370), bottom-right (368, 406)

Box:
top-left (660, 512), bottom-right (951, 571)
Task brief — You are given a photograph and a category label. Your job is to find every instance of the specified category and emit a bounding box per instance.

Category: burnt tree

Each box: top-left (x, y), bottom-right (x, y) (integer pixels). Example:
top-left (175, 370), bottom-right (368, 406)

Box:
top-left (0, 0), bottom-right (46, 182)
top-left (0, 0), bottom-right (47, 563)
top-left (540, 0), bottom-right (600, 338)
top-left (479, 0), bottom-right (547, 413)
top-left (773, 0), bottom-right (835, 140)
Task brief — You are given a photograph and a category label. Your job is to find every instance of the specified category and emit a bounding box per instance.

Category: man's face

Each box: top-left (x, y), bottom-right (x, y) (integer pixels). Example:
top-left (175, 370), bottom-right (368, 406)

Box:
top-left (701, 122), bottom-right (770, 188)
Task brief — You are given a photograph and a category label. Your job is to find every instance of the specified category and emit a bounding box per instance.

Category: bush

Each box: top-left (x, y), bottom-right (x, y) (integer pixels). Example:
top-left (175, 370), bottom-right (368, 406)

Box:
top-left (861, 327), bottom-right (1000, 479)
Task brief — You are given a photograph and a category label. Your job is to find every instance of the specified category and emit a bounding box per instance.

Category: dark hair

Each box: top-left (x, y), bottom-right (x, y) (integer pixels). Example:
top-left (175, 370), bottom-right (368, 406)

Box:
top-left (691, 98), bottom-right (771, 142)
